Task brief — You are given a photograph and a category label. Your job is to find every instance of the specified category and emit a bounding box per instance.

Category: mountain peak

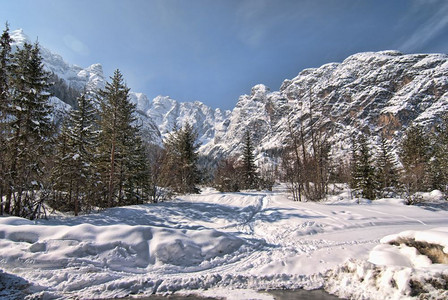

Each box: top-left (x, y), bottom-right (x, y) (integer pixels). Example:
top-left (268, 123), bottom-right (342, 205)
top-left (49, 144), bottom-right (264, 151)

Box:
top-left (10, 28), bottom-right (30, 46)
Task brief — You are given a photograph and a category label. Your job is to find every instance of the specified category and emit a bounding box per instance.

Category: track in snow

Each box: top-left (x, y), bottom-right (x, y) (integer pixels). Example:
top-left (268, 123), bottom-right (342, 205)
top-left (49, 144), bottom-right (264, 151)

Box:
top-left (0, 187), bottom-right (447, 299)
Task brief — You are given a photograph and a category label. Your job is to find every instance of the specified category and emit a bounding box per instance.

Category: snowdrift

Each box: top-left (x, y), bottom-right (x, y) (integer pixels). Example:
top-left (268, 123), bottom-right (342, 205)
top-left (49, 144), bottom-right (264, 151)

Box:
top-left (0, 218), bottom-right (244, 270)
top-left (0, 188), bottom-right (447, 299)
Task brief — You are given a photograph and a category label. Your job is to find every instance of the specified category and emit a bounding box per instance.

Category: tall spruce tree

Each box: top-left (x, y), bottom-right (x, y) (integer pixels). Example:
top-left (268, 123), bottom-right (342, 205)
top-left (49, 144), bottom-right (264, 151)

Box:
top-left (376, 135), bottom-right (398, 195)
top-left (0, 22), bottom-right (11, 120)
top-left (241, 130), bottom-right (258, 189)
top-left (51, 93), bottom-right (98, 215)
top-left (0, 23), bottom-right (13, 213)
top-left (351, 133), bottom-right (377, 200)
top-left (96, 69), bottom-right (147, 207)
top-left (162, 123), bottom-right (200, 194)
top-left (430, 115), bottom-right (448, 192)
top-left (399, 125), bottom-right (431, 196)
top-left (5, 41), bottom-right (53, 217)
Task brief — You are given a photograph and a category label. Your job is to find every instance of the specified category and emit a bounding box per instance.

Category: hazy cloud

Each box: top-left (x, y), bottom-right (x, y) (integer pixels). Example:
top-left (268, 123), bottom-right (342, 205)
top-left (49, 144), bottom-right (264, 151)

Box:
top-left (234, 0), bottom-right (273, 47)
top-left (398, 1), bottom-right (448, 52)
top-left (63, 34), bottom-right (89, 56)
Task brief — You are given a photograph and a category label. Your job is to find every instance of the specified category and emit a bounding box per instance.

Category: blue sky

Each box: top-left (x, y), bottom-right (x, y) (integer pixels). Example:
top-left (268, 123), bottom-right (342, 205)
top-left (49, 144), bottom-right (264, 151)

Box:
top-left (1, 0), bottom-right (447, 110)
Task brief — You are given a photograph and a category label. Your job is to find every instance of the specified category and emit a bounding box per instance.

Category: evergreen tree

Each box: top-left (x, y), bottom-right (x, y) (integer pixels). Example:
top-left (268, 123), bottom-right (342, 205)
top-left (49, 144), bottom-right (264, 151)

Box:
top-left (0, 23), bottom-right (13, 213)
top-left (51, 93), bottom-right (99, 215)
top-left (376, 135), bottom-right (398, 195)
top-left (399, 125), bottom-right (431, 197)
top-left (96, 69), bottom-right (147, 207)
top-left (123, 134), bottom-right (151, 204)
top-left (5, 41), bottom-right (53, 217)
top-left (0, 22), bottom-right (12, 119)
top-left (162, 123), bottom-right (201, 194)
top-left (241, 130), bottom-right (258, 189)
top-left (430, 115), bottom-right (448, 192)
top-left (351, 133), bottom-right (377, 200)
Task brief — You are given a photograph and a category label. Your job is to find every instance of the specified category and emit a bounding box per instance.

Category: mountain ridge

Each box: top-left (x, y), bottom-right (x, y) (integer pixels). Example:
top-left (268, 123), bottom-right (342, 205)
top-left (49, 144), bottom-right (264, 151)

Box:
top-left (10, 29), bottom-right (448, 166)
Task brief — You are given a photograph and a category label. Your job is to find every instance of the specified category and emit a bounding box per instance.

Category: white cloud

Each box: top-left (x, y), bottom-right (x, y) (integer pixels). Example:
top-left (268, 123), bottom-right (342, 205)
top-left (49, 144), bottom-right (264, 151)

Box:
top-left (398, 1), bottom-right (448, 52)
top-left (234, 0), bottom-right (276, 47)
top-left (63, 34), bottom-right (89, 56)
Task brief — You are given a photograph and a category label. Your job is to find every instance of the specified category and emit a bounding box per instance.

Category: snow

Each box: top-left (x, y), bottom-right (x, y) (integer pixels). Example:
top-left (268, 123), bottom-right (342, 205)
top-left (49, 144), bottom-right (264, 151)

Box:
top-left (0, 186), bottom-right (447, 299)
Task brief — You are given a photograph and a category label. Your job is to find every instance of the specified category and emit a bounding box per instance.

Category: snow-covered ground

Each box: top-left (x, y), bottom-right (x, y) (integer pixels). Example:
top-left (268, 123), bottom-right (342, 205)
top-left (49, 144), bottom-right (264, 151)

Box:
top-left (0, 186), bottom-right (447, 299)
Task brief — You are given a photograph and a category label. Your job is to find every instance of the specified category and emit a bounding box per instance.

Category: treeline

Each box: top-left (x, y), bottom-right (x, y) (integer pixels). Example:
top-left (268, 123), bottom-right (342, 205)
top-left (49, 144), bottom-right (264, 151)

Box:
top-left (0, 24), bottom-right (204, 218)
top-left (279, 110), bottom-right (448, 202)
top-left (347, 120), bottom-right (448, 203)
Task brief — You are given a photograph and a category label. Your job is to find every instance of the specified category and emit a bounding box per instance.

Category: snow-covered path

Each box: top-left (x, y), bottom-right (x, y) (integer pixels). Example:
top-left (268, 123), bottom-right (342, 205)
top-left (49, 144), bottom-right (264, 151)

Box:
top-left (0, 187), bottom-right (447, 299)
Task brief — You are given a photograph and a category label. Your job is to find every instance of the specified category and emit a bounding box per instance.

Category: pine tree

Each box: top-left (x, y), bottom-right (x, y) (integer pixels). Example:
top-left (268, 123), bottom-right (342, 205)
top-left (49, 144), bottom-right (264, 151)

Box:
top-left (241, 130), bottom-right (258, 190)
top-left (51, 93), bottom-right (99, 215)
top-left (376, 135), bottom-right (398, 195)
top-left (399, 125), bottom-right (431, 197)
top-left (0, 23), bottom-right (13, 213)
top-left (351, 133), bottom-right (377, 200)
top-left (123, 135), bottom-right (151, 204)
top-left (162, 122), bottom-right (201, 194)
top-left (5, 41), bottom-right (53, 217)
top-left (0, 22), bottom-right (12, 119)
top-left (430, 115), bottom-right (448, 192)
top-left (96, 69), bottom-right (147, 207)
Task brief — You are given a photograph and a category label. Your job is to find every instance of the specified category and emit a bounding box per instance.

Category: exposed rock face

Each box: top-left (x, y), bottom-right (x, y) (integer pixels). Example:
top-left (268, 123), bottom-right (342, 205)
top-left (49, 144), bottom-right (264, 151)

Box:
top-left (11, 28), bottom-right (448, 165)
top-left (144, 96), bottom-right (231, 144)
top-left (11, 29), bottom-right (162, 146)
top-left (204, 51), bottom-right (448, 163)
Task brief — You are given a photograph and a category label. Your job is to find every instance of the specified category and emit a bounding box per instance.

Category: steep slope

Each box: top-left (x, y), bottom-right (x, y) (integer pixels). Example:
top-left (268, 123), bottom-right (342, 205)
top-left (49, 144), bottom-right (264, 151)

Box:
top-left (11, 29), bottom-right (105, 92)
top-left (144, 95), bottom-right (231, 146)
top-left (10, 28), bottom-right (448, 166)
top-left (204, 51), bottom-right (448, 164)
top-left (10, 29), bottom-right (162, 145)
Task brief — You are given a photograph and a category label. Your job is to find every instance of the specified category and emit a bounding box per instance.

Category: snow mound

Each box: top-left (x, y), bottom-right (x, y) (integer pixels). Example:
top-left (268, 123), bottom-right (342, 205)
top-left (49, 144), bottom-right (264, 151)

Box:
top-left (326, 259), bottom-right (448, 300)
top-left (370, 227), bottom-right (448, 267)
top-left (323, 228), bottom-right (448, 299)
top-left (151, 228), bottom-right (244, 266)
top-left (1, 189), bottom-right (447, 299)
top-left (0, 220), bottom-right (244, 271)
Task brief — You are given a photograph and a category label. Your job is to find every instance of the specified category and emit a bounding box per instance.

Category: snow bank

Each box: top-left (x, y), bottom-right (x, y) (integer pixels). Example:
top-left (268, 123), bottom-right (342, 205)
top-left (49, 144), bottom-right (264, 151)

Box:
top-left (326, 227), bottom-right (448, 299)
top-left (0, 219), bottom-right (244, 271)
top-left (371, 227), bottom-right (448, 266)
top-left (1, 188), bottom-right (448, 299)
top-left (325, 259), bottom-right (448, 300)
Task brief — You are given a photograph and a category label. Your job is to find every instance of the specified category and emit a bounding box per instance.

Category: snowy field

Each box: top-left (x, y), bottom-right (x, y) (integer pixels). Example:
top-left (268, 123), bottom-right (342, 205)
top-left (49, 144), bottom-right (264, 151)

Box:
top-left (0, 186), bottom-right (447, 299)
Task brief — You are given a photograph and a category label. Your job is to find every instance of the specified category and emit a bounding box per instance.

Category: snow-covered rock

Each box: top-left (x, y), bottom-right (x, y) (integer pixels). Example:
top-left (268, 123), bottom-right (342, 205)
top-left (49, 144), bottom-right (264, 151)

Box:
top-left (11, 29), bottom-right (162, 145)
top-left (203, 51), bottom-right (448, 164)
top-left (11, 29), bottom-right (105, 93)
top-left (11, 28), bottom-right (448, 164)
top-left (145, 95), bottom-right (231, 146)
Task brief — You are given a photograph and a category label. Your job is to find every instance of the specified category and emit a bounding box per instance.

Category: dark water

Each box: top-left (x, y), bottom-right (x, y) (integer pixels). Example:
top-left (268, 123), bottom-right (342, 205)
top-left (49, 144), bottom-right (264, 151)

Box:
top-left (267, 289), bottom-right (340, 299)
top-left (108, 289), bottom-right (340, 299)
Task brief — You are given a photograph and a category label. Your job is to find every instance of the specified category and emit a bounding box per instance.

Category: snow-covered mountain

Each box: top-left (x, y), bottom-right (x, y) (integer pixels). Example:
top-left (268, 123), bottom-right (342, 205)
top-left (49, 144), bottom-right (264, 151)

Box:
top-left (11, 29), bottom-right (162, 145)
top-left (203, 50), bottom-right (448, 164)
top-left (11, 28), bottom-right (448, 165)
top-left (144, 96), bottom-right (231, 145)
top-left (11, 29), bottom-right (105, 92)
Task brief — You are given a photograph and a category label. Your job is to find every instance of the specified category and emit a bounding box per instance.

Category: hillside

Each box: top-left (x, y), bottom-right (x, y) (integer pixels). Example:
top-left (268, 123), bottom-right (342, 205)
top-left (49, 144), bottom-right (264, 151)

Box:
top-left (203, 51), bottom-right (448, 164)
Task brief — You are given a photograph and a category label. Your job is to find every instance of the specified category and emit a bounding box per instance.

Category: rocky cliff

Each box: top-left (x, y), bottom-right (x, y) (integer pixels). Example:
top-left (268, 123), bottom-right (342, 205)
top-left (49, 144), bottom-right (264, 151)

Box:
top-left (12, 28), bottom-right (448, 166)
